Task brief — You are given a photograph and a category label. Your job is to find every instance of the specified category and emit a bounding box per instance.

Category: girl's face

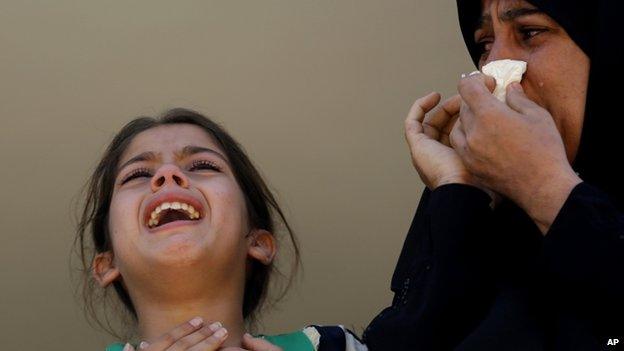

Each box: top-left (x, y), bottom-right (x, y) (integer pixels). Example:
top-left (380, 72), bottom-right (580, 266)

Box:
top-left (101, 124), bottom-right (265, 286)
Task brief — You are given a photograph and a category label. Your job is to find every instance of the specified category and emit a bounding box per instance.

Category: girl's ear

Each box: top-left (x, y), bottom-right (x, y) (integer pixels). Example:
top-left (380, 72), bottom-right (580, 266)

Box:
top-left (92, 251), bottom-right (121, 287)
top-left (247, 229), bottom-right (277, 265)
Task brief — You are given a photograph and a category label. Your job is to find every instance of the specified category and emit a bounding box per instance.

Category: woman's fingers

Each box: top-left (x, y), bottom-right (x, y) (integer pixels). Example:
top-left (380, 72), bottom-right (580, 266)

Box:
top-left (407, 92), bottom-right (441, 123)
top-left (423, 94), bottom-right (461, 140)
top-left (439, 113), bottom-right (458, 147)
top-left (405, 92), bottom-right (441, 147)
top-left (169, 322), bottom-right (227, 351)
top-left (505, 83), bottom-right (542, 115)
top-left (458, 73), bottom-right (499, 132)
top-left (241, 333), bottom-right (283, 351)
top-left (139, 317), bottom-right (205, 350)
top-left (450, 118), bottom-right (467, 156)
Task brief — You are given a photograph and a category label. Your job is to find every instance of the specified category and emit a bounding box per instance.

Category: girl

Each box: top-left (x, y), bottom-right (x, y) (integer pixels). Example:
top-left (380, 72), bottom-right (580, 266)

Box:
top-left (74, 108), bottom-right (366, 351)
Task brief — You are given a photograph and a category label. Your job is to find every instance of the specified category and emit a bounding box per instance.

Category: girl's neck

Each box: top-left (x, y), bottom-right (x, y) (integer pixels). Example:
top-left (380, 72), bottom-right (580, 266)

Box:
top-left (135, 294), bottom-right (246, 347)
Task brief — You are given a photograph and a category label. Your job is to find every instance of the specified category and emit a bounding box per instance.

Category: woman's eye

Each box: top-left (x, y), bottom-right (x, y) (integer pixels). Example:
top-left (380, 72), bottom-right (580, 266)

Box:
top-left (121, 168), bottom-right (152, 184)
top-left (188, 160), bottom-right (221, 172)
top-left (519, 28), bottom-right (546, 41)
top-left (477, 40), bottom-right (493, 56)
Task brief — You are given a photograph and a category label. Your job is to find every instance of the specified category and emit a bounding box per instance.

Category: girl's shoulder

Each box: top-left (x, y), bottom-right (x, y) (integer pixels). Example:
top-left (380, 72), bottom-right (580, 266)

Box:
top-left (104, 343), bottom-right (127, 351)
top-left (261, 325), bottom-right (367, 351)
top-left (105, 325), bottom-right (367, 351)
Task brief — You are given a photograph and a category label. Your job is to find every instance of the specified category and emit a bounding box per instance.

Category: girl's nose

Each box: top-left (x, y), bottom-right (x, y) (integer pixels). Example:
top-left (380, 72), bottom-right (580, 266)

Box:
top-left (151, 164), bottom-right (189, 192)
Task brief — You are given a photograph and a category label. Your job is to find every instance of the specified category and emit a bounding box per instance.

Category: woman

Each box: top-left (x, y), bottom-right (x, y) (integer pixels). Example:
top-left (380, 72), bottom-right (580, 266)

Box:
top-left (364, 0), bottom-right (623, 350)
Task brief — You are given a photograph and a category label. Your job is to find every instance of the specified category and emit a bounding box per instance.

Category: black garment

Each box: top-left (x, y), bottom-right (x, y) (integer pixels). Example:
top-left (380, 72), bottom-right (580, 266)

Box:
top-left (365, 0), bottom-right (624, 349)
top-left (363, 185), bottom-right (498, 350)
top-left (364, 183), bottom-right (624, 350)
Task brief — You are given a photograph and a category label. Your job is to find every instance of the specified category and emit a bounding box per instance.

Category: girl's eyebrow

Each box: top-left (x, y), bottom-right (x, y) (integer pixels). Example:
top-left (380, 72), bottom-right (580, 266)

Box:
top-left (117, 145), bottom-right (229, 174)
top-left (118, 151), bottom-right (158, 173)
top-left (178, 145), bottom-right (228, 163)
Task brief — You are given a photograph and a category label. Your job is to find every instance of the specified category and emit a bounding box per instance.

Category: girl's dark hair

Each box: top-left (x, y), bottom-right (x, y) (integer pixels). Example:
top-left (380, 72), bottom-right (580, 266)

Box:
top-left (72, 108), bottom-right (300, 339)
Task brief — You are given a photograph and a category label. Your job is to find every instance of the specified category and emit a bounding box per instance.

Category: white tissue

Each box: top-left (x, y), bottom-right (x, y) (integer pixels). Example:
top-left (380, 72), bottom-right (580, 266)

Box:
top-left (481, 59), bottom-right (527, 103)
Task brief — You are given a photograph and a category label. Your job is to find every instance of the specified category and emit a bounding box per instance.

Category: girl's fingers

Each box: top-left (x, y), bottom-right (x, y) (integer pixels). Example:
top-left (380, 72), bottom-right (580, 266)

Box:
top-left (141, 317), bottom-right (205, 350)
top-left (241, 333), bottom-right (283, 351)
top-left (185, 326), bottom-right (229, 351)
top-left (167, 322), bottom-right (225, 351)
top-left (123, 343), bottom-right (136, 351)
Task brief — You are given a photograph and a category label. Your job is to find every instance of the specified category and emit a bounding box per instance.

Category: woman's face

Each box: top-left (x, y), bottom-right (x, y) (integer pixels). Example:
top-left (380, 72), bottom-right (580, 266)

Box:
top-left (107, 124), bottom-right (251, 281)
top-left (475, 0), bottom-right (590, 162)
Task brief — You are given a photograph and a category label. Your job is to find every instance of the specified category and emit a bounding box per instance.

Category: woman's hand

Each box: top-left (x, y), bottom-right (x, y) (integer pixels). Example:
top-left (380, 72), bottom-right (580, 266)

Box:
top-left (451, 73), bottom-right (581, 232)
top-left (405, 92), bottom-right (497, 200)
top-left (122, 317), bottom-right (229, 351)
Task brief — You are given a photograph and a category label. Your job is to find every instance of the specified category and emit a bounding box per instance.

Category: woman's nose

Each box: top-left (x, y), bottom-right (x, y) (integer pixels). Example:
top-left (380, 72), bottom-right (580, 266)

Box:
top-left (151, 164), bottom-right (189, 192)
top-left (483, 39), bottom-right (521, 66)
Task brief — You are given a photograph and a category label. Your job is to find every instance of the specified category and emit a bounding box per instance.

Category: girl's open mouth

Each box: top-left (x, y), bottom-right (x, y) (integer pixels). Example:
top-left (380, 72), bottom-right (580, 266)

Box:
top-left (144, 192), bottom-right (205, 230)
top-left (147, 201), bottom-right (201, 228)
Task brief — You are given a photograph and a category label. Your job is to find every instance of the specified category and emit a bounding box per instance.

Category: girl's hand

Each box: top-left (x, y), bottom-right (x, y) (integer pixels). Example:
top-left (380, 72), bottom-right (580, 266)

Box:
top-left (123, 317), bottom-right (229, 351)
top-left (405, 92), bottom-right (496, 200)
top-left (219, 333), bottom-right (282, 351)
top-left (452, 73), bottom-right (581, 232)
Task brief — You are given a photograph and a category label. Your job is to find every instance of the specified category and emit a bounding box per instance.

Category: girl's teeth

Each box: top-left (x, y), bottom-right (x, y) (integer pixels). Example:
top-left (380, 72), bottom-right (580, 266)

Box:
top-left (147, 201), bottom-right (201, 228)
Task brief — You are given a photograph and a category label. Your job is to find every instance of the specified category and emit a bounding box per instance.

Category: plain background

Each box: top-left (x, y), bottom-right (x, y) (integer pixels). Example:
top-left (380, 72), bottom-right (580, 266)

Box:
top-left (0, 0), bottom-right (475, 348)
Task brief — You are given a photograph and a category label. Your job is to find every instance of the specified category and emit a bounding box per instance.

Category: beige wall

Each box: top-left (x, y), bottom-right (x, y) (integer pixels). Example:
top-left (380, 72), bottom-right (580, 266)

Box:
top-left (0, 1), bottom-right (475, 348)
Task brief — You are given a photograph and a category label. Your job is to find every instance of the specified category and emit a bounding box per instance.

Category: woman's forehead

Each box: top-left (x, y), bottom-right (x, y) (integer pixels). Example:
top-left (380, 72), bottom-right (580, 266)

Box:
top-left (480, 0), bottom-right (536, 15)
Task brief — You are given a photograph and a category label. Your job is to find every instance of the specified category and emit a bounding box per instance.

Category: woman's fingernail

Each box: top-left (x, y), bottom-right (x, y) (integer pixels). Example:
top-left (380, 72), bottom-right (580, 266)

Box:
top-left (461, 73), bottom-right (467, 78)
top-left (511, 82), bottom-right (522, 91)
top-left (139, 341), bottom-right (149, 349)
top-left (189, 317), bottom-right (203, 327)
top-left (122, 343), bottom-right (134, 351)
top-left (214, 328), bottom-right (228, 338)
top-left (209, 321), bottom-right (222, 331)
top-left (469, 70), bottom-right (481, 76)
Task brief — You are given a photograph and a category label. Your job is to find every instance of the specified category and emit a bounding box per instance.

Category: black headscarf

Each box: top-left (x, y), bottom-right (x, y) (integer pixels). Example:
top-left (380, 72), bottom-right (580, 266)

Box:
top-left (457, 0), bottom-right (624, 210)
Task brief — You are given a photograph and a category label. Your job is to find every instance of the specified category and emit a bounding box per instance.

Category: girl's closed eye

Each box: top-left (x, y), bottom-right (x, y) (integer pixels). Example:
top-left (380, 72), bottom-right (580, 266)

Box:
top-left (119, 159), bottom-right (221, 185)
top-left (121, 167), bottom-right (153, 184)
top-left (188, 159), bottom-right (222, 172)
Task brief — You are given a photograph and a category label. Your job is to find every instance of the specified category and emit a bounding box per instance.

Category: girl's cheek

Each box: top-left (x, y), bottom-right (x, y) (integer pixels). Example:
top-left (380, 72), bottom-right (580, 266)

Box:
top-left (109, 191), bottom-right (142, 239)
